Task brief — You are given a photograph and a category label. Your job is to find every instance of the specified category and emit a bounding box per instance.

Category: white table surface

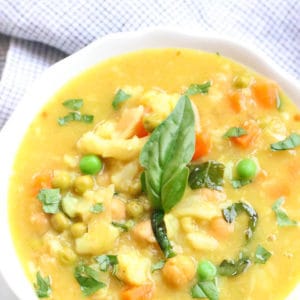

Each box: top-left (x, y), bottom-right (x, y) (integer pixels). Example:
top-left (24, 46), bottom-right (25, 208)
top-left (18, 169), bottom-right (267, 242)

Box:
top-left (0, 273), bottom-right (18, 299)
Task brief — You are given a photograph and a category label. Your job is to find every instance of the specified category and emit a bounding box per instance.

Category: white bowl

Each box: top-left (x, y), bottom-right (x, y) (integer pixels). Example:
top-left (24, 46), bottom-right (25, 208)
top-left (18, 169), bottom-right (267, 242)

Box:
top-left (0, 27), bottom-right (299, 300)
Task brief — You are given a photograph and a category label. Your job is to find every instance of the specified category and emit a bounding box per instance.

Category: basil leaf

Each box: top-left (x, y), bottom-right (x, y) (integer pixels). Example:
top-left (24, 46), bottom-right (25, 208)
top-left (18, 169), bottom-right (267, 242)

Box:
top-left (222, 202), bottom-right (258, 241)
top-left (223, 127), bottom-right (247, 138)
top-left (112, 89), bottom-right (131, 110)
top-left (231, 178), bottom-right (252, 189)
top-left (95, 255), bottom-right (118, 274)
top-left (191, 280), bottom-right (219, 300)
top-left (90, 203), bottom-right (104, 213)
top-left (272, 197), bottom-right (297, 226)
top-left (185, 81), bottom-right (211, 96)
top-left (34, 272), bottom-right (51, 298)
top-left (37, 188), bottom-right (61, 214)
top-left (140, 95), bottom-right (195, 212)
top-left (254, 245), bottom-right (272, 264)
top-left (58, 112), bottom-right (94, 126)
top-left (218, 256), bottom-right (251, 277)
top-left (151, 209), bottom-right (175, 258)
top-left (62, 99), bottom-right (83, 111)
top-left (112, 220), bottom-right (135, 232)
top-left (74, 262), bottom-right (106, 296)
top-left (140, 171), bottom-right (147, 194)
top-left (270, 133), bottom-right (300, 151)
top-left (151, 260), bottom-right (165, 273)
top-left (188, 161), bottom-right (225, 191)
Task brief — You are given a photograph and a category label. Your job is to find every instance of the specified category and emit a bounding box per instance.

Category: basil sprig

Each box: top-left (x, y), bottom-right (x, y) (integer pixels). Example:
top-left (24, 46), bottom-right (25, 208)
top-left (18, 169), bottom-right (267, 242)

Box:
top-left (270, 133), bottom-right (300, 151)
top-left (34, 272), bottom-right (51, 298)
top-left (218, 253), bottom-right (251, 277)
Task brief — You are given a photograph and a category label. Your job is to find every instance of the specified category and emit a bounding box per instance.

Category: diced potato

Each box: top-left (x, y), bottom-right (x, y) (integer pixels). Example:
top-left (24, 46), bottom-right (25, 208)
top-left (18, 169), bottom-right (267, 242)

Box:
top-left (164, 213), bottom-right (179, 239)
top-left (111, 160), bottom-right (142, 196)
top-left (111, 197), bottom-right (126, 221)
top-left (132, 220), bottom-right (156, 244)
top-left (180, 217), bottom-right (199, 233)
top-left (116, 251), bottom-right (152, 285)
top-left (186, 231), bottom-right (219, 251)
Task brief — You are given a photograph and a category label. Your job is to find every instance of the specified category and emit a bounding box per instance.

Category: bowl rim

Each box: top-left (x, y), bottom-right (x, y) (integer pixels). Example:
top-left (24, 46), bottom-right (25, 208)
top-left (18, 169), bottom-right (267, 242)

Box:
top-left (0, 26), bottom-right (299, 300)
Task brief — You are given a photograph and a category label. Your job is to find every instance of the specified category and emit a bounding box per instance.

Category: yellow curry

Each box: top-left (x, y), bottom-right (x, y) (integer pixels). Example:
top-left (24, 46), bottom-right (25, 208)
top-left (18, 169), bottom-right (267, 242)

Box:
top-left (9, 49), bottom-right (300, 300)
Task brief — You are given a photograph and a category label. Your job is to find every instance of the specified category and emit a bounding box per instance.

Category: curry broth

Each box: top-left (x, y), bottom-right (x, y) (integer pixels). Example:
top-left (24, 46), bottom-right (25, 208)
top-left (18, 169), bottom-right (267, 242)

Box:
top-left (9, 49), bottom-right (300, 300)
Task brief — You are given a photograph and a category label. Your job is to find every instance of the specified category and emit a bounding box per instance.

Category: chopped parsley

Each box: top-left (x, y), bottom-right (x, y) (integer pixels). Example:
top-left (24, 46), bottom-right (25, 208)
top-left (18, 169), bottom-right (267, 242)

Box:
top-left (151, 260), bottom-right (165, 273)
top-left (90, 203), bottom-right (104, 213)
top-left (254, 245), bottom-right (272, 264)
top-left (95, 255), bottom-right (118, 274)
top-left (272, 197), bottom-right (298, 227)
top-left (34, 272), bottom-right (51, 298)
top-left (112, 89), bottom-right (131, 110)
top-left (62, 99), bottom-right (83, 111)
top-left (223, 127), bottom-right (247, 138)
top-left (111, 220), bottom-right (135, 232)
top-left (37, 188), bottom-right (61, 214)
top-left (185, 81), bottom-right (211, 96)
top-left (58, 112), bottom-right (94, 126)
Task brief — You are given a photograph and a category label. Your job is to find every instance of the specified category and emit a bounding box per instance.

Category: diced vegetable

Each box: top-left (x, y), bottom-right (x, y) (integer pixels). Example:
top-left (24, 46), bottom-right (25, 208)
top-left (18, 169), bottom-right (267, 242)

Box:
top-left (191, 280), bottom-right (219, 300)
top-left (192, 132), bottom-right (211, 160)
top-left (50, 212), bottom-right (71, 232)
top-left (140, 95), bottom-right (195, 212)
top-left (37, 188), bottom-right (61, 214)
top-left (74, 175), bottom-right (94, 195)
top-left (32, 172), bottom-right (53, 195)
top-left (34, 272), bottom-right (52, 298)
top-left (252, 82), bottom-right (278, 109)
top-left (210, 217), bottom-right (234, 239)
top-left (197, 260), bottom-right (217, 281)
top-left (120, 284), bottom-right (154, 300)
top-left (52, 171), bottom-right (72, 190)
top-left (222, 202), bottom-right (258, 241)
top-left (228, 91), bottom-right (244, 113)
top-left (134, 119), bottom-right (149, 138)
top-left (126, 200), bottom-right (144, 219)
top-left (132, 220), bottom-right (156, 244)
top-left (79, 154), bottom-right (103, 175)
top-left (188, 161), bottom-right (225, 191)
top-left (70, 222), bottom-right (87, 238)
top-left (58, 246), bottom-right (77, 265)
top-left (111, 197), bottom-right (126, 221)
top-left (151, 209), bottom-right (175, 258)
top-left (236, 158), bottom-right (257, 180)
top-left (233, 74), bottom-right (251, 89)
top-left (272, 197), bottom-right (298, 227)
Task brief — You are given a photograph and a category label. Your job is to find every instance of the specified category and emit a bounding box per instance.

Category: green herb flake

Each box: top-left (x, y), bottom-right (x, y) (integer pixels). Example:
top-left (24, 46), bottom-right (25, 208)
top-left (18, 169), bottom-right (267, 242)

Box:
top-left (254, 245), bottom-right (272, 264)
top-left (272, 197), bottom-right (298, 227)
top-left (34, 272), bottom-right (51, 298)
top-left (222, 202), bottom-right (258, 241)
top-left (62, 99), bottom-right (83, 111)
top-left (37, 188), bottom-right (61, 214)
top-left (188, 161), bottom-right (225, 191)
top-left (231, 178), bottom-right (252, 189)
top-left (223, 127), bottom-right (247, 138)
top-left (151, 260), bottom-right (165, 273)
top-left (74, 262), bottom-right (106, 296)
top-left (185, 81), bottom-right (211, 96)
top-left (191, 280), bottom-right (219, 300)
top-left (95, 255), bottom-right (118, 274)
top-left (111, 220), bottom-right (135, 232)
top-left (140, 95), bottom-right (195, 212)
top-left (58, 112), bottom-right (94, 126)
top-left (90, 203), bottom-right (104, 213)
top-left (218, 255), bottom-right (251, 277)
top-left (270, 133), bottom-right (300, 151)
top-left (112, 89), bottom-right (131, 110)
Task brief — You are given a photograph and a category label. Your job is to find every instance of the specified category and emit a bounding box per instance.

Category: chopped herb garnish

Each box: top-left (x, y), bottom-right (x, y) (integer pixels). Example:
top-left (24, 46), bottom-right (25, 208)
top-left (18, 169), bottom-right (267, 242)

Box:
top-left (34, 272), bottom-right (51, 298)
top-left (140, 171), bottom-right (147, 194)
top-left (191, 280), bottom-right (219, 300)
top-left (95, 255), bottom-right (118, 274)
top-left (188, 161), bottom-right (225, 191)
top-left (218, 254), bottom-right (251, 277)
top-left (272, 197), bottom-right (297, 227)
top-left (58, 112), bottom-right (94, 126)
top-left (62, 99), bottom-right (83, 111)
top-left (90, 203), bottom-right (104, 213)
top-left (151, 260), bottom-right (165, 273)
top-left (223, 127), bottom-right (247, 138)
top-left (222, 201), bottom-right (258, 241)
top-left (270, 133), bottom-right (300, 151)
top-left (111, 220), bottom-right (135, 232)
top-left (112, 89), bottom-right (131, 110)
top-left (185, 81), bottom-right (211, 96)
top-left (74, 262), bottom-right (106, 296)
top-left (254, 245), bottom-right (272, 264)
top-left (37, 188), bottom-right (61, 214)
top-left (231, 178), bottom-right (252, 189)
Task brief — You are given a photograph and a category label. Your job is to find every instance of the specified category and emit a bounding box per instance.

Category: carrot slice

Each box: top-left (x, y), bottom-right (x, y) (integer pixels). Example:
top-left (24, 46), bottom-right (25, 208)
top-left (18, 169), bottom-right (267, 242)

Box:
top-left (210, 217), bottom-right (234, 239)
top-left (230, 120), bottom-right (260, 148)
top-left (32, 171), bottom-right (53, 195)
top-left (135, 119), bottom-right (149, 138)
top-left (192, 131), bottom-right (211, 160)
top-left (228, 91), bottom-right (244, 113)
top-left (120, 284), bottom-right (154, 300)
top-left (252, 82), bottom-right (278, 109)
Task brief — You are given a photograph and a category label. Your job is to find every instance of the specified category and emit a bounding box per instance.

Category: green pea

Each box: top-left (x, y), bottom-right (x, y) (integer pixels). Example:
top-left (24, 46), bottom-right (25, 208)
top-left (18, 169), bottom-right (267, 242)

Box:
top-left (197, 260), bottom-right (217, 281)
top-left (236, 158), bottom-right (257, 180)
top-left (50, 212), bottom-right (71, 233)
top-left (79, 154), bottom-right (103, 175)
top-left (70, 222), bottom-right (87, 238)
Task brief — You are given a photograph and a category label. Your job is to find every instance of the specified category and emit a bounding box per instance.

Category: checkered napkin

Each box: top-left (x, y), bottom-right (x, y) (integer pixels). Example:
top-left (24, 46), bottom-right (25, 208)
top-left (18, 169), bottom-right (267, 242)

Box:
top-left (0, 0), bottom-right (299, 298)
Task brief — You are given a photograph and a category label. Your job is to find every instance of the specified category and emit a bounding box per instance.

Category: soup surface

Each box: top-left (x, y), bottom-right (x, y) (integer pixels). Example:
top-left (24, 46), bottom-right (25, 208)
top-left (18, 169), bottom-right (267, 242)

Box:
top-left (9, 48), bottom-right (300, 300)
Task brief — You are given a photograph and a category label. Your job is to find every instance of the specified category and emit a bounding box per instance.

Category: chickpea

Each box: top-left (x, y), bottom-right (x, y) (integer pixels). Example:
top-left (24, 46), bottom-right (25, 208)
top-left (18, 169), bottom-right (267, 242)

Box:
top-left (70, 222), bottom-right (87, 238)
top-left (74, 175), bottom-right (94, 195)
top-left (111, 197), bottom-right (126, 221)
top-left (126, 200), bottom-right (144, 219)
top-left (162, 255), bottom-right (196, 288)
top-left (52, 171), bottom-right (72, 190)
top-left (50, 212), bottom-right (71, 233)
top-left (58, 246), bottom-right (77, 265)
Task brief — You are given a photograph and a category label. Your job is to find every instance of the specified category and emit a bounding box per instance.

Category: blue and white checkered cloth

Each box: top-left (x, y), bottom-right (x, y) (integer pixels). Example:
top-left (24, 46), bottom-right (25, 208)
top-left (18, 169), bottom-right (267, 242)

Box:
top-left (0, 0), bottom-right (299, 298)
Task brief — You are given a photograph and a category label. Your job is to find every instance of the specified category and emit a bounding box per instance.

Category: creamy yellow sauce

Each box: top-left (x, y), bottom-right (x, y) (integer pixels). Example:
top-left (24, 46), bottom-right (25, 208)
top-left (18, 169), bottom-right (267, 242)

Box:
top-left (9, 48), bottom-right (300, 300)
